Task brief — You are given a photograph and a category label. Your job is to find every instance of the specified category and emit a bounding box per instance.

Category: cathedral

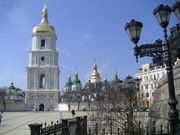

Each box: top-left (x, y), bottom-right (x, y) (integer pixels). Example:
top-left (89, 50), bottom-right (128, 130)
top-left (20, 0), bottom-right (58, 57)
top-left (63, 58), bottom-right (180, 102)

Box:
top-left (62, 63), bottom-right (110, 103)
top-left (25, 6), bottom-right (60, 111)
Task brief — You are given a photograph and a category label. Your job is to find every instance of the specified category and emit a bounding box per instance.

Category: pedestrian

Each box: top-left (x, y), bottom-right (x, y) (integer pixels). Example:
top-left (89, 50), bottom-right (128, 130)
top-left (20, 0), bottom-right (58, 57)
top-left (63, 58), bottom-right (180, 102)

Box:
top-left (71, 109), bottom-right (75, 117)
top-left (0, 112), bottom-right (2, 125)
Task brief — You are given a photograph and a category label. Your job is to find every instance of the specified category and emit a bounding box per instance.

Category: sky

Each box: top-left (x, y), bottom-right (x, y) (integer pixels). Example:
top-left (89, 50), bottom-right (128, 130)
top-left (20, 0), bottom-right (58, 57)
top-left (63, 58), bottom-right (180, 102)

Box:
top-left (0, 0), bottom-right (178, 91)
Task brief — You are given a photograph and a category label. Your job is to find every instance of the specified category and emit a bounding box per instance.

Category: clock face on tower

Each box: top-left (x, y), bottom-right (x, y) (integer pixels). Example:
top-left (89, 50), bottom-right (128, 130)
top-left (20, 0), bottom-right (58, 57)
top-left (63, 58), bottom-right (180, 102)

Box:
top-left (40, 56), bottom-right (45, 65)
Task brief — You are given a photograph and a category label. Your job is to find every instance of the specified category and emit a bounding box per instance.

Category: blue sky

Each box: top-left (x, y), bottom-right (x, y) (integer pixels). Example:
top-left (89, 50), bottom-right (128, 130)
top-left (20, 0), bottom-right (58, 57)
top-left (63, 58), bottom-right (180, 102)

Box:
top-left (0, 0), bottom-right (178, 91)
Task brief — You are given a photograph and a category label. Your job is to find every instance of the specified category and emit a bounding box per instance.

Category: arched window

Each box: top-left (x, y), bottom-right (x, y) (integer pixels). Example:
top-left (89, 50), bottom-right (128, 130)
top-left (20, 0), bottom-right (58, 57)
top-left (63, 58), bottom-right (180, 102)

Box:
top-left (147, 101), bottom-right (149, 108)
top-left (41, 39), bottom-right (45, 48)
top-left (40, 74), bottom-right (45, 88)
top-left (146, 92), bottom-right (149, 98)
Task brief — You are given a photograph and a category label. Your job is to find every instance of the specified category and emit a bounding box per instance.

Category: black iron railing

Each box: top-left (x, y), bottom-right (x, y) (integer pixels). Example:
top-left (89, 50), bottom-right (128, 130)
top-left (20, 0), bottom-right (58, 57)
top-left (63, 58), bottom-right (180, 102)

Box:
top-left (29, 116), bottom-right (87, 135)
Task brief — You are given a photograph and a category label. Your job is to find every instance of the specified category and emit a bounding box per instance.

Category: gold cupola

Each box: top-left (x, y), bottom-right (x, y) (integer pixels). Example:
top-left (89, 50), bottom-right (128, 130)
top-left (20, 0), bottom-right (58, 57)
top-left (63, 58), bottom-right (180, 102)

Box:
top-left (33, 5), bottom-right (56, 36)
top-left (91, 63), bottom-right (101, 81)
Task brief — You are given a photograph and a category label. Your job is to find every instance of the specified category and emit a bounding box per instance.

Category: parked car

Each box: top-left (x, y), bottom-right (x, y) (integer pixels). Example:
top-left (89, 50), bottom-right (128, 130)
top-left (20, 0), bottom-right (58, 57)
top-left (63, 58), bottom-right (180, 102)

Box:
top-left (140, 107), bottom-right (148, 112)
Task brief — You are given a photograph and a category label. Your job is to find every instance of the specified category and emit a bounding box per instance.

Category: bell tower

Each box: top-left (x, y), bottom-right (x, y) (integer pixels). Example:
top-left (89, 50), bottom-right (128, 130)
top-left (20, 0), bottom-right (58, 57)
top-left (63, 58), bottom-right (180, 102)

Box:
top-left (25, 5), bottom-right (60, 110)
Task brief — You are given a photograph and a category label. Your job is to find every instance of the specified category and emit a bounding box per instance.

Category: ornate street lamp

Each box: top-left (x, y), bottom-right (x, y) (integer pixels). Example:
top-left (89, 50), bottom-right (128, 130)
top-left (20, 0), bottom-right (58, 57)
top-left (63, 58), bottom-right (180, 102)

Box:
top-left (125, 19), bottom-right (143, 61)
top-left (125, 19), bottom-right (143, 45)
top-left (153, 4), bottom-right (171, 28)
top-left (172, 1), bottom-right (180, 22)
top-left (153, 4), bottom-right (179, 134)
top-left (125, 3), bottom-right (179, 135)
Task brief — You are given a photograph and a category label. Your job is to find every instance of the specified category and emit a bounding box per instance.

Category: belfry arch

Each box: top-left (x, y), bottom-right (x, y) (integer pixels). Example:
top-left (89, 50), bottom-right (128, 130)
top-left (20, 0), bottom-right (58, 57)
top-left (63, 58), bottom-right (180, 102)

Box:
top-left (40, 74), bottom-right (45, 88)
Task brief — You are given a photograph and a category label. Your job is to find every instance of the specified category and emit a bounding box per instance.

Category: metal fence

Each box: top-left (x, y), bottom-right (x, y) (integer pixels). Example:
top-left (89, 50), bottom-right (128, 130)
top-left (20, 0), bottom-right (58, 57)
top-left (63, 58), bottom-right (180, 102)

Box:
top-left (28, 115), bottom-right (171, 135)
top-left (28, 116), bottom-right (87, 135)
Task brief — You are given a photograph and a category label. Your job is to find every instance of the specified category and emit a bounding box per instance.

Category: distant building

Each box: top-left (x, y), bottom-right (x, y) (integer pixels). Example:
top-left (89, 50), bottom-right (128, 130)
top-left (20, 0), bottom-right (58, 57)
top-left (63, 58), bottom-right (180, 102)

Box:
top-left (0, 82), bottom-right (25, 111)
top-left (72, 72), bottom-right (82, 91)
top-left (6, 82), bottom-right (24, 102)
top-left (25, 5), bottom-right (60, 111)
top-left (90, 63), bottom-right (101, 83)
top-left (62, 63), bottom-right (102, 103)
top-left (135, 63), bottom-right (166, 107)
top-left (61, 64), bottom-right (121, 104)
top-left (64, 74), bottom-right (73, 92)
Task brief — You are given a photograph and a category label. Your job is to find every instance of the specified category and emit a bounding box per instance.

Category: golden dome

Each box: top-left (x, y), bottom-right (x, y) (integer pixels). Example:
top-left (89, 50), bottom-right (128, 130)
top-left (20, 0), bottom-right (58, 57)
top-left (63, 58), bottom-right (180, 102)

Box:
top-left (33, 5), bottom-right (56, 36)
top-left (91, 64), bottom-right (101, 79)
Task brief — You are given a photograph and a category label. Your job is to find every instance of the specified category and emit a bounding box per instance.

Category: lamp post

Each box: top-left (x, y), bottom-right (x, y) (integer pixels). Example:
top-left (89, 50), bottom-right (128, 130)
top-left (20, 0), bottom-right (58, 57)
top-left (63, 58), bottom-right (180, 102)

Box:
top-left (125, 2), bottom-right (180, 134)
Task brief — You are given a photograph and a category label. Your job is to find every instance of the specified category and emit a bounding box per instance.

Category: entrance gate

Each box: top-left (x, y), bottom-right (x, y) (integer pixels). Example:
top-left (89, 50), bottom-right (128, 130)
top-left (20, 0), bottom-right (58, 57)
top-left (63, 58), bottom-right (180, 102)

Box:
top-left (39, 104), bottom-right (44, 111)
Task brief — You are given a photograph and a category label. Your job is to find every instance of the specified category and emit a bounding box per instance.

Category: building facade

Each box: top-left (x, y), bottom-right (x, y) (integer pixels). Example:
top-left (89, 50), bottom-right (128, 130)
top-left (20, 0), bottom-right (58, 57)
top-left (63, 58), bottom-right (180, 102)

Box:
top-left (25, 5), bottom-right (60, 111)
top-left (135, 63), bottom-right (166, 108)
top-left (6, 82), bottom-right (24, 101)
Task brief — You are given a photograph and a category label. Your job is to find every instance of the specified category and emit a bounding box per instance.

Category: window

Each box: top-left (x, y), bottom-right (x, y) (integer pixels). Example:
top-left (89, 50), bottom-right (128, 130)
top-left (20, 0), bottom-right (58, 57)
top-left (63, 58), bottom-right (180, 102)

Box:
top-left (154, 74), bottom-right (156, 80)
top-left (41, 39), bottom-right (45, 48)
top-left (147, 101), bottom-right (149, 108)
top-left (151, 84), bottom-right (154, 89)
top-left (152, 92), bottom-right (154, 97)
top-left (41, 56), bottom-right (45, 61)
top-left (145, 84), bottom-right (148, 89)
top-left (142, 102), bottom-right (144, 107)
top-left (144, 76), bottom-right (148, 81)
top-left (144, 69), bottom-right (147, 72)
top-left (40, 74), bottom-right (45, 88)
top-left (146, 93), bottom-right (149, 97)
top-left (150, 75), bottom-right (152, 80)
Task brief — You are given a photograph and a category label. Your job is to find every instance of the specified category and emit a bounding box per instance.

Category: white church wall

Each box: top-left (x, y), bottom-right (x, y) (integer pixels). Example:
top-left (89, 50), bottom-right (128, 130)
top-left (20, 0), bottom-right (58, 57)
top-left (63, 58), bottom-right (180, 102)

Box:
top-left (0, 101), bottom-right (26, 111)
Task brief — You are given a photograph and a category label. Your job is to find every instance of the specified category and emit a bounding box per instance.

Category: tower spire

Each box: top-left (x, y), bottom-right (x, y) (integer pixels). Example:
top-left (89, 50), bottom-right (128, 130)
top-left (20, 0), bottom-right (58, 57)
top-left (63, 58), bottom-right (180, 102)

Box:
top-left (40, 4), bottom-right (48, 24)
top-left (114, 68), bottom-right (119, 80)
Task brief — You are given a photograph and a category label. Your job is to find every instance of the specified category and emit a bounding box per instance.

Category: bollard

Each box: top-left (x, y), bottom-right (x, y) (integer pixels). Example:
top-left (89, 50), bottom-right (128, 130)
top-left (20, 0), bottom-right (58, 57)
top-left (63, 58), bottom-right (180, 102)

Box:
top-left (61, 119), bottom-right (69, 135)
top-left (29, 123), bottom-right (42, 135)
top-left (75, 117), bottom-right (81, 135)
top-left (83, 116), bottom-right (87, 135)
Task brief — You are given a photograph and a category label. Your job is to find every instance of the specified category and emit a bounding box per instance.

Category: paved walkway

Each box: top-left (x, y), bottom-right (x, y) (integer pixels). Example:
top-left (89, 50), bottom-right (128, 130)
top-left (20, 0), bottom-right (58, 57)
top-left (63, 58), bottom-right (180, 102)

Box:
top-left (0, 111), bottom-right (88, 135)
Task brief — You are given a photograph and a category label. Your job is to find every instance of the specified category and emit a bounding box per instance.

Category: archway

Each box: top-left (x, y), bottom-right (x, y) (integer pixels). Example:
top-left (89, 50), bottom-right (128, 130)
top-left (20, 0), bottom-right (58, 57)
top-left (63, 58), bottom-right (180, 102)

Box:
top-left (39, 104), bottom-right (44, 111)
top-left (40, 74), bottom-right (45, 88)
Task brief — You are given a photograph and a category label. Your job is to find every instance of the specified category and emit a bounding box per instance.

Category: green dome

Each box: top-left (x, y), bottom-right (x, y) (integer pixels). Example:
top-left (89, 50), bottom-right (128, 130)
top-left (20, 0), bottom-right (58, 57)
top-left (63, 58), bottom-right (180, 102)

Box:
top-left (9, 82), bottom-right (15, 89)
top-left (65, 75), bottom-right (73, 87)
top-left (73, 72), bottom-right (81, 84)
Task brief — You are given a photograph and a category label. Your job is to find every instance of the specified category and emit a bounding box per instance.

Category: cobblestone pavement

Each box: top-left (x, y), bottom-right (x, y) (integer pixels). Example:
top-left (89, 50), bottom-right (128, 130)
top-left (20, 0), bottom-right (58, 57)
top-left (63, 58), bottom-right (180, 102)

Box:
top-left (0, 111), bottom-right (88, 135)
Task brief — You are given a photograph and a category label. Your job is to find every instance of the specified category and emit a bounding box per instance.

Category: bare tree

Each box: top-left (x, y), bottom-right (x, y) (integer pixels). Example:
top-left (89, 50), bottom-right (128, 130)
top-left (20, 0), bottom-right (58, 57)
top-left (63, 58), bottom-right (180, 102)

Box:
top-left (0, 87), bottom-right (7, 111)
top-left (88, 76), bottom-right (141, 134)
